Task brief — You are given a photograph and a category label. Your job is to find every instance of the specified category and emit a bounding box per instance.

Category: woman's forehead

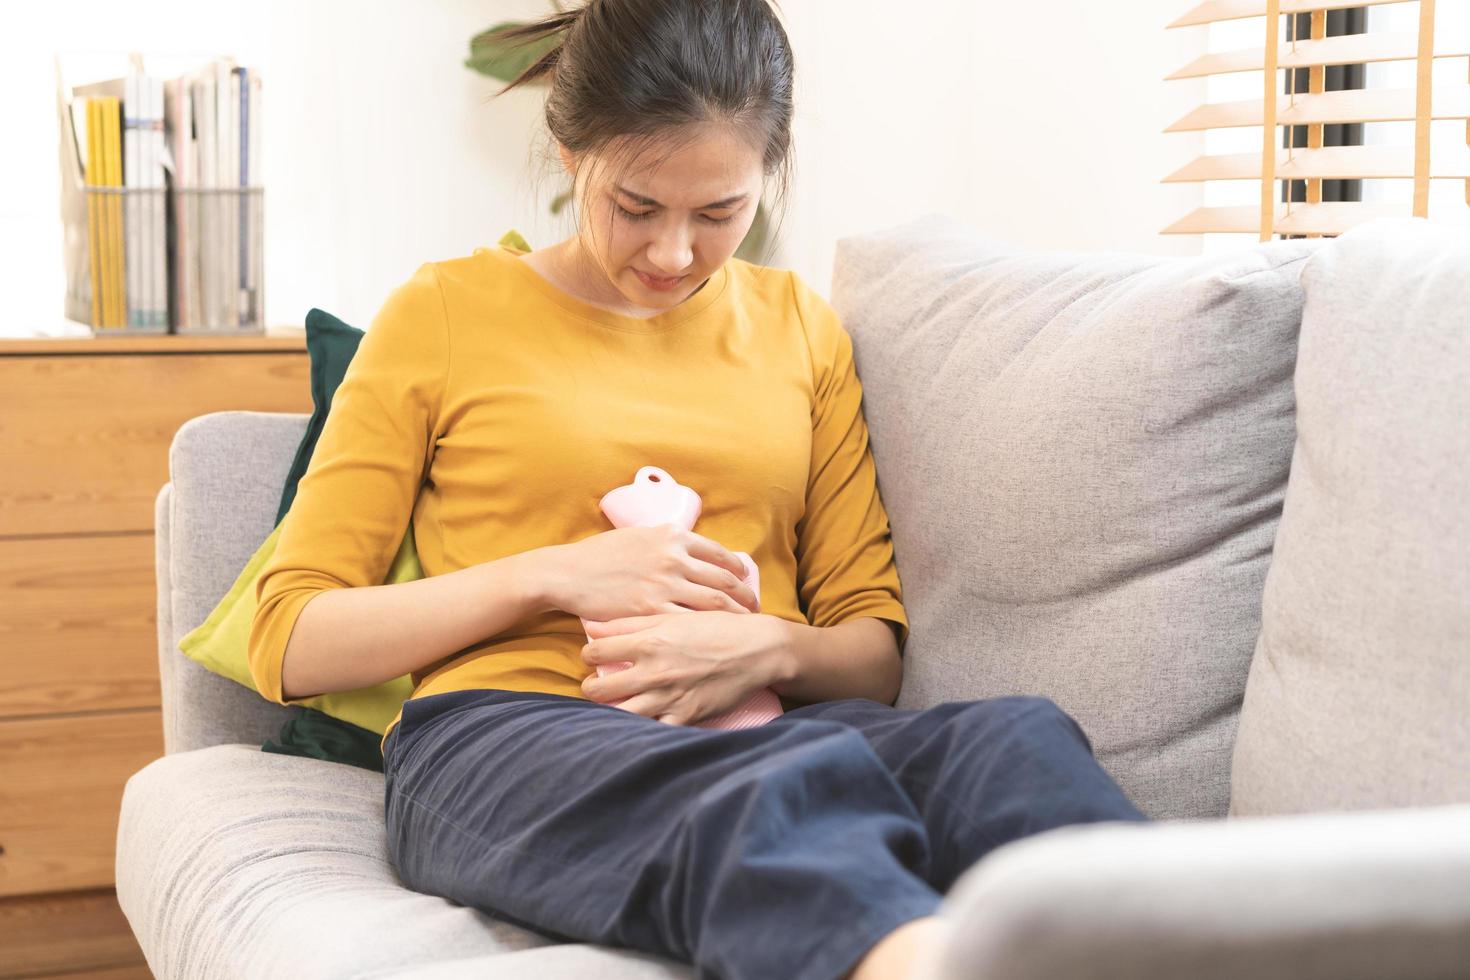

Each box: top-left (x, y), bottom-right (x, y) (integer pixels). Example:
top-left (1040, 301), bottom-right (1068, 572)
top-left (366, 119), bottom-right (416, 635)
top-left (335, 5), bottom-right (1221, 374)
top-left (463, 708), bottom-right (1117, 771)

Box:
top-left (589, 130), bottom-right (764, 198)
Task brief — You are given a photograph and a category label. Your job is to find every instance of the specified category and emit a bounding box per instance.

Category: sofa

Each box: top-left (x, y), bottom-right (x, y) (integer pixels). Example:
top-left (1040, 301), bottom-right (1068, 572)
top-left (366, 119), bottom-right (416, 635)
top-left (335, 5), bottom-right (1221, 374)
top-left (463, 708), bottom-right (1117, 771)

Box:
top-left (116, 213), bottom-right (1470, 979)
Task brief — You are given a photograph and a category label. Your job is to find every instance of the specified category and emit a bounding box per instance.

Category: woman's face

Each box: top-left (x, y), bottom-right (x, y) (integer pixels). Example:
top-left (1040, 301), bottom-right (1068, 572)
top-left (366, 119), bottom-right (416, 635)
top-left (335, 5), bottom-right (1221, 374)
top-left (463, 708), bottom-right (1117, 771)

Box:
top-left (560, 124), bottom-right (765, 314)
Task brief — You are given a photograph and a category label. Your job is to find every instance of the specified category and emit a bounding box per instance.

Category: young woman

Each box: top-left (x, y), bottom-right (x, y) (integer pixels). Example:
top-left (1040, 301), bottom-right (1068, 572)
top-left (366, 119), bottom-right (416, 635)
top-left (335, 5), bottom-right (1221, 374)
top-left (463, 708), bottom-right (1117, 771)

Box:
top-left (248, 2), bottom-right (1150, 978)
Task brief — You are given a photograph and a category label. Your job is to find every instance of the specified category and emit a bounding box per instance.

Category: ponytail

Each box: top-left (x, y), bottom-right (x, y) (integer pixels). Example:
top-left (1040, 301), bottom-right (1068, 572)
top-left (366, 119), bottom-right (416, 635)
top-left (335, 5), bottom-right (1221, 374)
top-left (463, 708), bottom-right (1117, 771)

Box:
top-left (477, 2), bottom-right (590, 95)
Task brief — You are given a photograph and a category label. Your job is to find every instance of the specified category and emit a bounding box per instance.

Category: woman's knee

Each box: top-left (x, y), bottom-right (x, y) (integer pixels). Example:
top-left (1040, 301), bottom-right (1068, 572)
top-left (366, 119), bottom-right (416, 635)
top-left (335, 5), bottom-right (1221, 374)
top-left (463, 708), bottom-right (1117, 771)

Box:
top-left (618, 723), bottom-right (933, 950)
top-left (682, 721), bottom-right (927, 849)
top-left (950, 694), bottom-right (1096, 754)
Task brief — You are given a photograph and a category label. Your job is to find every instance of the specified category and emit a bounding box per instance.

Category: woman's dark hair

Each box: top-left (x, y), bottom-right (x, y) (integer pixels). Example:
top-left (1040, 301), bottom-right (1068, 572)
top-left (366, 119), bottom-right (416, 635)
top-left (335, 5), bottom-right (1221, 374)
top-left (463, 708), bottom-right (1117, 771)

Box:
top-left (485, 0), bottom-right (794, 264)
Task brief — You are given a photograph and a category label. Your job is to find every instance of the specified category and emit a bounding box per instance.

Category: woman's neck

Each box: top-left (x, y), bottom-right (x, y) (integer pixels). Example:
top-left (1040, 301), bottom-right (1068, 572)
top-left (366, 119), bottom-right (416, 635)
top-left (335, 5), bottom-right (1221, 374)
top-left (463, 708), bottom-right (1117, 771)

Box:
top-left (532, 240), bottom-right (705, 319)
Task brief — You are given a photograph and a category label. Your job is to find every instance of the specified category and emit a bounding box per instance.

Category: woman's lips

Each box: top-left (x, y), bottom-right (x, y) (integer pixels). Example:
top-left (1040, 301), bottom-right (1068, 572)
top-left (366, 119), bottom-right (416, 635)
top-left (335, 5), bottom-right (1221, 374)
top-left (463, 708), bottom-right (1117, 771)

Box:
top-left (635, 269), bottom-right (686, 292)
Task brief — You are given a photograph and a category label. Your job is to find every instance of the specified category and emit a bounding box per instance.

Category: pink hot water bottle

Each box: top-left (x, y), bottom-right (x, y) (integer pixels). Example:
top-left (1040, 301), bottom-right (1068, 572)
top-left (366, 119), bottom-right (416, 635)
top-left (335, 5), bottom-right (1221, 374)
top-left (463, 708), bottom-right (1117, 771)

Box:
top-left (580, 465), bottom-right (785, 730)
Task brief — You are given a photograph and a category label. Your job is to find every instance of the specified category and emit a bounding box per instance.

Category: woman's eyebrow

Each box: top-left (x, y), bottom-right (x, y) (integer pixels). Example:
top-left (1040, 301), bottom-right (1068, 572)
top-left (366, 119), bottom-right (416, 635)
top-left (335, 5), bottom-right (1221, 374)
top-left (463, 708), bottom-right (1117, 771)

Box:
top-left (615, 185), bottom-right (748, 209)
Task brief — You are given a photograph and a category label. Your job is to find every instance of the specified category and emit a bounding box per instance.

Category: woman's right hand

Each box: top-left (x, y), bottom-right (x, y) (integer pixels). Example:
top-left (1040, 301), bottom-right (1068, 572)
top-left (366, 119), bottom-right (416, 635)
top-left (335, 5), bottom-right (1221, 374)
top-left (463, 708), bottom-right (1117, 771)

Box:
top-left (542, 524), bottom-right (759, 622)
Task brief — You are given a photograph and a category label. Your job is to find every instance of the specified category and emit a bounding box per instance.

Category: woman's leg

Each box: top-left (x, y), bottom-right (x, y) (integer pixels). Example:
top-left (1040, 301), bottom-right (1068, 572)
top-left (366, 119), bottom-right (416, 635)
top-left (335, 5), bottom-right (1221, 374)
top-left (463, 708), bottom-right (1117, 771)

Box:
top-left (780, 695), bottom-right (1150, 893)
top-left (382, 688), bottom-right (945, 980)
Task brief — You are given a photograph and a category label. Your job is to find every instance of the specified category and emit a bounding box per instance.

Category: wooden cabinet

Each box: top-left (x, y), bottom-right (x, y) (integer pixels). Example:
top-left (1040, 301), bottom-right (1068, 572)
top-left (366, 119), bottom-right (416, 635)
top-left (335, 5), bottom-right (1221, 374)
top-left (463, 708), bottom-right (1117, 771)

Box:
top-left (0, 329), bottom-right (310, 978)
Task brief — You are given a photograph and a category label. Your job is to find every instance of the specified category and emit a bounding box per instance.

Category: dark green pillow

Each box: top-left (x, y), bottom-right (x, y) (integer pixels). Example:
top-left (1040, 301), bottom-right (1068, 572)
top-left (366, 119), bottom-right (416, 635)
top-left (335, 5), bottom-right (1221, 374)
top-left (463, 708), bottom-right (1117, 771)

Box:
top-left (263, 704), bottom-right (385, 772)
top-left (275, 307), bottom-right (367, 524)
top-left (264, 307), bottom-right (385, 770)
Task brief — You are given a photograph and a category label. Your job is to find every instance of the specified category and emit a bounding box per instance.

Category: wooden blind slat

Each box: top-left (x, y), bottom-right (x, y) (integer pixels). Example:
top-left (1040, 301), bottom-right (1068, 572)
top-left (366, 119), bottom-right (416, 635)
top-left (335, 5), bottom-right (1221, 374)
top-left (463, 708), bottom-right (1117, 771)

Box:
top-left (1259, 0), bottom-right (1281, 240)
top-left (1166, 86), bottom-right (1470, 131)
top-left (1305, 9), bottom-right (1326, 212)
top-left (1159, 205), bottom-right (1294, 234)
top-left (1163, 146), bottom-right (1470, 181)
top-left (1412, 0), bottom-right (1436, 218)
top-left (1272, 202), bottom-right (1452, 234)
top-left (1167, 32), bottom-right (1468, 80)
top-left (1169, 0), bottom-right (1415, 29)
top-left (1162, 203), bottom-right (1468, 235)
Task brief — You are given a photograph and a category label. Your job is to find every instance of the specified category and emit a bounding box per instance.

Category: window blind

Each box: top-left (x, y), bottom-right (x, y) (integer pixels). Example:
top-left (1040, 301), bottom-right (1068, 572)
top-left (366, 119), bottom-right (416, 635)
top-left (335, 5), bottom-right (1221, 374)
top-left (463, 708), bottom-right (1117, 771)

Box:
top-left (1162, 0), bottom-right (1469, 239)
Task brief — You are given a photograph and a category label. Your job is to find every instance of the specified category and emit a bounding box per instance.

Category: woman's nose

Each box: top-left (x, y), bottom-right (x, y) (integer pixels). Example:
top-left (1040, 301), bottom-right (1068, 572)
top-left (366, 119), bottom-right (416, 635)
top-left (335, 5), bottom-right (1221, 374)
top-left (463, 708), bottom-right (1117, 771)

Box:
top-left (646, 233), bottom-right (694, 274)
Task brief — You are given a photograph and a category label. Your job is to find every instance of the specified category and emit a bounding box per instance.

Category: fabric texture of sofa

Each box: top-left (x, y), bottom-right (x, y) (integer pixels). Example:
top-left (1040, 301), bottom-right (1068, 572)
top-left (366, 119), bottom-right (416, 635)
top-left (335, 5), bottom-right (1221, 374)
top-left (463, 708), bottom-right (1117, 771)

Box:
top-left (116, 214), bottom-right (1470, 979)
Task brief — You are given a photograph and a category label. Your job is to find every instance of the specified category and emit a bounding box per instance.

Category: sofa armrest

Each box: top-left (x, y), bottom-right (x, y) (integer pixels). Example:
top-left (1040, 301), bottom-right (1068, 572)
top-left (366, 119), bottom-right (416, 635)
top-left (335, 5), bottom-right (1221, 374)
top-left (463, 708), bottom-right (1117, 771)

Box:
top-left (155, 410), bottom-right (310, 753)
top-left (936, 803), bottom-right (1470, 980)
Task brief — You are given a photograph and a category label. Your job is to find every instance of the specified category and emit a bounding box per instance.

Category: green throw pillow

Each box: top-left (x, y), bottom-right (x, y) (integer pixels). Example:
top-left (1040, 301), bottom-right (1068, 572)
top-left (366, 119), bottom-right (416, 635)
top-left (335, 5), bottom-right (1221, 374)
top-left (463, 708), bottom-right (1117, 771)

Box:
top-left (276, 307), bottom-right (368, 524)
top-left (177, 229), bottom-right (530, 766)
top-left (177, 311), bottom-right (424, 735)
top-left (261, 703), bottom-right (389, 772)
top-left (177, 514), bottom-right (423, 735)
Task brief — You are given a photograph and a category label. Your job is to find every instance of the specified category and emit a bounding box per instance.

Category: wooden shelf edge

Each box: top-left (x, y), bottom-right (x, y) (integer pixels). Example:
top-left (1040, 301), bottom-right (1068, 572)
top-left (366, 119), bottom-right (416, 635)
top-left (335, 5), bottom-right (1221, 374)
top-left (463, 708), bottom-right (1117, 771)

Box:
top-left (0, 327), bottom-right (306, 357)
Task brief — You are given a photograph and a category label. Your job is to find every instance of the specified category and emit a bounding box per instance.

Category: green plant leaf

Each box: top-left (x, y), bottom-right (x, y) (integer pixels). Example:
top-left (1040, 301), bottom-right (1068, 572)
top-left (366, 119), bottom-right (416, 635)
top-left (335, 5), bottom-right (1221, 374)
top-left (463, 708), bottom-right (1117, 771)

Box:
top-left (734, 199), bottom-right (772, 265)
top-left (464, 21), bottom-right (563, 82)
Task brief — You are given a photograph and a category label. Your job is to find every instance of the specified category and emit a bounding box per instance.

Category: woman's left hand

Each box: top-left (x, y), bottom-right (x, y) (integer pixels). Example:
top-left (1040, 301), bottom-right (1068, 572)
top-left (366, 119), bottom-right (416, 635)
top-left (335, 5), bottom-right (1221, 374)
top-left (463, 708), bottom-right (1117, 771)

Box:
top-left (580, 610), bottom-right (789, 726)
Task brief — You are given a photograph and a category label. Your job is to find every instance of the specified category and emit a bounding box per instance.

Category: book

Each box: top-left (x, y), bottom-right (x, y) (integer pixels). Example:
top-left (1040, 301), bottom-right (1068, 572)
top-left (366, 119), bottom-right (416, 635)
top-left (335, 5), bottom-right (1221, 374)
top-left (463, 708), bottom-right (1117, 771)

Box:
top-left (57, 52), bottom-right (263, 334)
top-left (218, 58), bottom-right (238, 328)
top-left (83, 96), bottom-right (102, 327)
top-left (76, 71), bottom-right (161, 331)
top-left (247, 71), bottom-right (262, 324)
top-left (101, 95), bottom-right (122, 328)
top-left (80, 92), bottom-right (122, 327)
top-left (148, 75), bottom-right (167, 328)
top-left (235, 65), bottom-right (248, 323)
top-left (193, 69), bottom-right (215, 329)
top-left (163, 74), bottom-right (196, 330)
top-left (125, 75), bottom-right (140, 326)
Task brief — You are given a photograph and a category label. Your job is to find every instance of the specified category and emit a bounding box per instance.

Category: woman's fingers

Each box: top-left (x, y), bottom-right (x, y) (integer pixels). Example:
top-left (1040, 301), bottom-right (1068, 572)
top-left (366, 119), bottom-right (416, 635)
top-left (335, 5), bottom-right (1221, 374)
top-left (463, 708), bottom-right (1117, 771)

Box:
top-left (682, 531), bottom-right (747, 582)
top-left (588, 664), bottom-right (637, 702)
top-left (681, 557), bottom-right (757, 612)
top-left (679, 579), bottom-right (747, 614)
top-left (616, 692), bottom-right (676, 724)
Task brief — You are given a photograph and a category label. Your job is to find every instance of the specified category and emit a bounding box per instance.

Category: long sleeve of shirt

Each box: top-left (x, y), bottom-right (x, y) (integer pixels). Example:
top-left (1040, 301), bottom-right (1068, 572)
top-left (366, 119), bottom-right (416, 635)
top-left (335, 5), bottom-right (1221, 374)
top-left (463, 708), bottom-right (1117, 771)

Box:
top-left (790, 274), bottom-right (911, 653)
top-left (246, 237), bottom-right (909, 756)
top-left (247, 262), bottom-right (448, 708)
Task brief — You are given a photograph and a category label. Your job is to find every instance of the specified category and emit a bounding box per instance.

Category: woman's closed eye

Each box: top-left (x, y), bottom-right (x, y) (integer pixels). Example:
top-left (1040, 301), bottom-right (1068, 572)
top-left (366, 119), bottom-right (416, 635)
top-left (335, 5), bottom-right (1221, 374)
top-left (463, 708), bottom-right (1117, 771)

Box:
top-left (616, 204), bottom-right (736, 226)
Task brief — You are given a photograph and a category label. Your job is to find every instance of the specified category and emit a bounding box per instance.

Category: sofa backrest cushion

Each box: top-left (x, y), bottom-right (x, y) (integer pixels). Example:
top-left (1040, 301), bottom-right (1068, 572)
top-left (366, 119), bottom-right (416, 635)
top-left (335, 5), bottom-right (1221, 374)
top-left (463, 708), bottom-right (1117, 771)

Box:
top-left (161, 412), bottom-right (305, 753)
top-left (830, 213), bottom-right (1323, 819)
top-left (1230, 216), bottom-right (1470, 816)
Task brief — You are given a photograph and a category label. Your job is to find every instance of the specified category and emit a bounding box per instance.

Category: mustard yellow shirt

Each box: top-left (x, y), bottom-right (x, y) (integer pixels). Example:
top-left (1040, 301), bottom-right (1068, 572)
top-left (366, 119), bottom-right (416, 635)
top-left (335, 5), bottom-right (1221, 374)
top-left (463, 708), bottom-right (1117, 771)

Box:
top-left (248, 236), bottom-right (909, 758)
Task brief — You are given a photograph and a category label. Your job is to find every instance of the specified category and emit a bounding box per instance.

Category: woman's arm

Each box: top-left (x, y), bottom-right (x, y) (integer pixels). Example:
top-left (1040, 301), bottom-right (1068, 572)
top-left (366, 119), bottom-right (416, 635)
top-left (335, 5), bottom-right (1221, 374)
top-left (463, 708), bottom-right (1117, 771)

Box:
top-left (776, 273), bottom-right (911, 708)
top-left (769, 616), bottom-right (903, 707)
top-left (279, 546), bottom-right (562, 700)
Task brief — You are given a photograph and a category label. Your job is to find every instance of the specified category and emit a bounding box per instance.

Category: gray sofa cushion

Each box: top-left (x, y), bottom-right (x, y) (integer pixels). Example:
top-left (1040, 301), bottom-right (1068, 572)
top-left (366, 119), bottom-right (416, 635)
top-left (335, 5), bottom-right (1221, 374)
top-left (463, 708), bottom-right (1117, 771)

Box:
top-left (830, 213), bottom-right (1325, 819)
top-left (160, 413), bottom-right (307, 754)
top-left (1230, 217), bottom-right (1470, 816)
top-left (116, 743), bottom-right (692, 980)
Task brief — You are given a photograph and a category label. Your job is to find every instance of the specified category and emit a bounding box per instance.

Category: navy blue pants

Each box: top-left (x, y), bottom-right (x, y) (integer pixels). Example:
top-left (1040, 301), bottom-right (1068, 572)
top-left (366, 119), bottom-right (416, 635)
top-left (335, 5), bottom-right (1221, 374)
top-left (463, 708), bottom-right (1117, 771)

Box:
top-left (382, 690), bottom-right (1148, 980)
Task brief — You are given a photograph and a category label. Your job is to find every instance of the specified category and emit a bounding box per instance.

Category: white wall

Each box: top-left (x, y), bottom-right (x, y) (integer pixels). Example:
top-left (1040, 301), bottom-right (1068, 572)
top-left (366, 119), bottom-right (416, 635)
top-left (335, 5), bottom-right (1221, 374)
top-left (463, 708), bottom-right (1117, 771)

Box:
top-left (780, 0), bottom-right (1208, 283)
top-left (4, 1), bottom-right (1210, 338)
